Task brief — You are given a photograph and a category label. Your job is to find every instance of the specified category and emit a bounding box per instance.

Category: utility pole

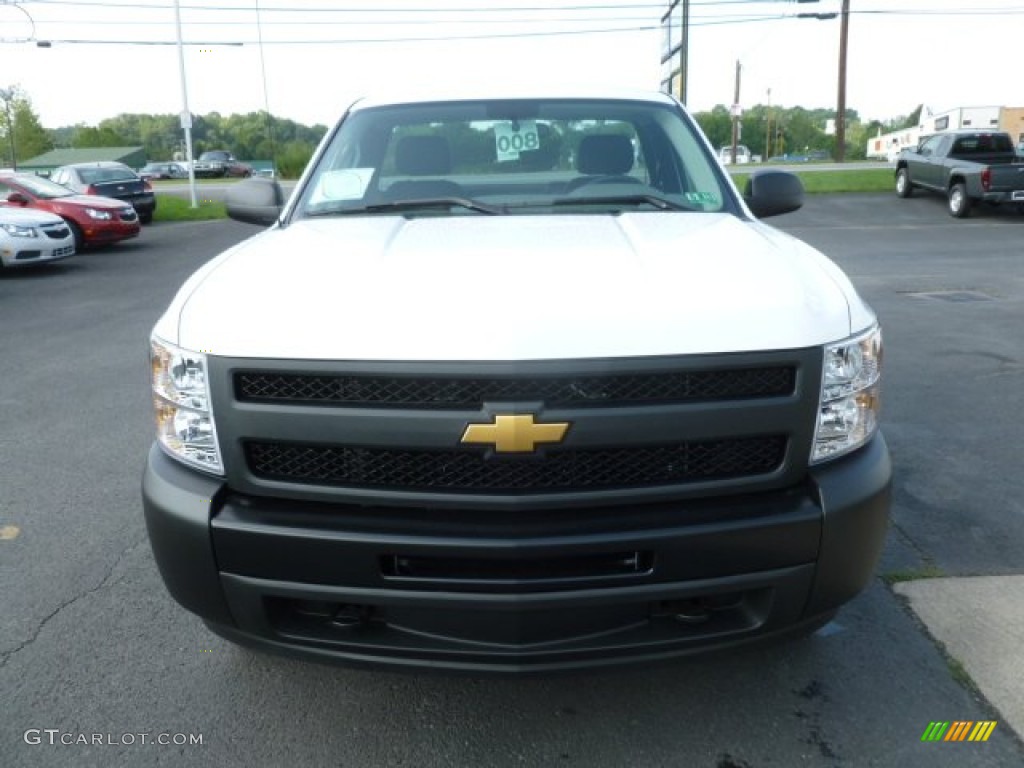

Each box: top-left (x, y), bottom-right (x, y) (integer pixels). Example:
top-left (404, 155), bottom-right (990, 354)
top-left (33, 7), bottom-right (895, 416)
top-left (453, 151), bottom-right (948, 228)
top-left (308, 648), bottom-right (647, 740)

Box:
top-left (836, 0), bottom-right (850, 162)
top-left (678, 0), bottom-right (691, 103)
top-left (764, 88), bottom-right (771, 162)
top-left (730, 61), bottom-right (741, 164)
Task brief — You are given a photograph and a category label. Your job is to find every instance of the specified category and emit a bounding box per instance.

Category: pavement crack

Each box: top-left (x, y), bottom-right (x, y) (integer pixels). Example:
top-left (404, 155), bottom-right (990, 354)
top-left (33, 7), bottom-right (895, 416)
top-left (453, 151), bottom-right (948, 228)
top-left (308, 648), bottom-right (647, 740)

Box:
top-left (0, 536), bottom-right (148, 670)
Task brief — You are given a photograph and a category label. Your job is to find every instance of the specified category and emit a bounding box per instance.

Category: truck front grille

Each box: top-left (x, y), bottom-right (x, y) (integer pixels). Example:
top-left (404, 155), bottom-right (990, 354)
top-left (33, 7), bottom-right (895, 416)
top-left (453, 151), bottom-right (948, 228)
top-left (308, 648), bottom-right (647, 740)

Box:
top-left (244, 435), bottom-right (787, 492)
top-left (234, 366), bottom-right (795, 409)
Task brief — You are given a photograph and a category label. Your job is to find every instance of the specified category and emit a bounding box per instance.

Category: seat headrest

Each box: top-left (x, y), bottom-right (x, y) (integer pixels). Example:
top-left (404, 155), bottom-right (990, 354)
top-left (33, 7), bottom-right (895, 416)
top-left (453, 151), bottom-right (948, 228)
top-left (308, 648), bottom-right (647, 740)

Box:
top-left (395, 135), bottom-right (452, 176)
top-left (577, 134), bottom-right (634, 175)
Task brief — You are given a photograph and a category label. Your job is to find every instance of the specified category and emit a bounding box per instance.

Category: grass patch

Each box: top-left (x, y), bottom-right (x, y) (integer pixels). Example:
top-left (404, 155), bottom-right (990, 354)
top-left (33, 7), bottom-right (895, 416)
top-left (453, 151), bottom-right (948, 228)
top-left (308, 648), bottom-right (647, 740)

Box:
top-left (881, 563), bottom-right (945, 585)
top-left (731, 168), bottom-right (894, 194)
top-left (944, 655), bottom-right (976, 691)
top-left (154, 194), bottom-right (227, 222)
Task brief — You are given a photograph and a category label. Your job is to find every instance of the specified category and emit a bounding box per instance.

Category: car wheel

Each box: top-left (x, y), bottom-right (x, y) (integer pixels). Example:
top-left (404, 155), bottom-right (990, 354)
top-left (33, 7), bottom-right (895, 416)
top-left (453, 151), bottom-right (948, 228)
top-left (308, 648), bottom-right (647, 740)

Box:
top-left (66, 220), bottom-right (85, 250)
top-left (895, 168), bottom-right (913, 198)
top-left (139, 212), bottom-right (153, 225)
top-left (948, 183), bottom-right (971, 218)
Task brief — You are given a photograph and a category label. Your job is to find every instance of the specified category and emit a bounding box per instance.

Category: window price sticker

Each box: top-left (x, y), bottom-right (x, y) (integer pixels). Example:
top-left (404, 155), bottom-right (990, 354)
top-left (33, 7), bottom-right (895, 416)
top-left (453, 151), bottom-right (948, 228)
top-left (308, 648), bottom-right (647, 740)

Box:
top-left (494, 120), bottom-right (540, 162)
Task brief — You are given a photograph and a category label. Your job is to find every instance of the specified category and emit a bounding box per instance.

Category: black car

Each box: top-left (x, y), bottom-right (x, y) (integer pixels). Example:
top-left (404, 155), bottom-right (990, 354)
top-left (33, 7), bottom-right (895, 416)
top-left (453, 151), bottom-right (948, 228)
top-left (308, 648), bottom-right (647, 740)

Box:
top-left (139, 162), bottom-right (186, 181)
top-left (50, 162), bottom-right (157, 224)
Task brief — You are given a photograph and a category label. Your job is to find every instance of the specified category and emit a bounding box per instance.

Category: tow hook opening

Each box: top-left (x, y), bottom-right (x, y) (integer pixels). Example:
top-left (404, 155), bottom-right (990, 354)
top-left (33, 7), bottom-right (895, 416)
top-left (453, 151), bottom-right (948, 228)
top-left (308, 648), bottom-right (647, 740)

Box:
top-left (652, 590), bottom-right (762, 625)
top-left (281, 599), bottom-right (381, 629)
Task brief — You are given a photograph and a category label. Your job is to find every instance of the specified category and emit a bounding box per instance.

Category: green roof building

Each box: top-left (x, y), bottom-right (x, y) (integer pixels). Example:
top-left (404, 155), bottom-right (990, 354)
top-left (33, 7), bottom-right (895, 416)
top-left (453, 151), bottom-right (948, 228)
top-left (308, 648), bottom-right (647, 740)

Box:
top-left (18, 147), bottom-right (147, 174)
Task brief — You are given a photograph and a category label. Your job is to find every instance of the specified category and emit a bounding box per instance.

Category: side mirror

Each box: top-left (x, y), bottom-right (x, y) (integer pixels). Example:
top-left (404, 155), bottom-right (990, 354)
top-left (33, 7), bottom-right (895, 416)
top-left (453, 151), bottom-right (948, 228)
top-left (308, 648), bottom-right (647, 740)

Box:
top-left (743, 170), bottom-right (804, 218)
top-left (7, 192), bottom-right (29, 205)
top-left (225, 177), bottom-right (285, 226)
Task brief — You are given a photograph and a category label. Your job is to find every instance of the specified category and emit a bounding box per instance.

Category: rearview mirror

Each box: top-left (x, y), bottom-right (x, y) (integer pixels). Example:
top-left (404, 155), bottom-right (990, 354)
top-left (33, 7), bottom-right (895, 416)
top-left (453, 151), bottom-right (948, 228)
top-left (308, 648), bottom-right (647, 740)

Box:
top-left (743, 170), bottom-right (804, 218)
top-left (6, 192), bottom-right (29, 205)
top-left (225, 177), bottom-right (285, 226)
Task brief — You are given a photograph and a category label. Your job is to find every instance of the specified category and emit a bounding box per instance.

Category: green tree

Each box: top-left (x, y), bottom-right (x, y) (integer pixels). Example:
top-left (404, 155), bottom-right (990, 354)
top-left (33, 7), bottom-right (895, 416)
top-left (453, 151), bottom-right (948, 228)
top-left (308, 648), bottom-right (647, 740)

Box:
top-left (693, 105), bottom-right (732, 151)
top-left (0, 85), bottom-right (53, 163)
top-left (277, 140), bottom-right (315, 178)
top-left (904, 105), bottom-right (923, 129)
top-left (72, 125), bottom-right (129, 148)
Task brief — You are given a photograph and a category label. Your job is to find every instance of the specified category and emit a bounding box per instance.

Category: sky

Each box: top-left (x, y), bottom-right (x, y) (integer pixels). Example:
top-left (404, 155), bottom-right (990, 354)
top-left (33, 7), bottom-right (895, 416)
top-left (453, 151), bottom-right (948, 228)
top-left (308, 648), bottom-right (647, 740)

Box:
top-left (0, 0), bottom-right (1022, 131)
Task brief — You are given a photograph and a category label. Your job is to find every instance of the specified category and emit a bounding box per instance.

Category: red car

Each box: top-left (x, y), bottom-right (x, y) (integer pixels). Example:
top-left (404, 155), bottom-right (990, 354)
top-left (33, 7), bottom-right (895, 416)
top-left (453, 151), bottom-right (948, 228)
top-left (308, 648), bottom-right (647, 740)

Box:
top-left (0, 173), bottom-right (140, 248)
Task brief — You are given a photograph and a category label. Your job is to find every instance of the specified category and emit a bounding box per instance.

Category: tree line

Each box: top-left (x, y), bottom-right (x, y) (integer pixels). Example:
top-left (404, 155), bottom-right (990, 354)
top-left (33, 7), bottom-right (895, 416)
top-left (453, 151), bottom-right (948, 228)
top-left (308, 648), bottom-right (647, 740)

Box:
top-left (693, 103), bottom-right (921, 161)
top-left (2, 85), bottom-right (921, 174)
top-left (1, 85), bottom-right (327, 177)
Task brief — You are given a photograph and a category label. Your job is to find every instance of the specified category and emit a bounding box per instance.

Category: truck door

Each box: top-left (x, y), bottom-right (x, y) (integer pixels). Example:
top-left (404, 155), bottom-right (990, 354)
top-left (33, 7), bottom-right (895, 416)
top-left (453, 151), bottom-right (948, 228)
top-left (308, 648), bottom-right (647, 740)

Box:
top-left (917, 134), bottom-right (950, 189)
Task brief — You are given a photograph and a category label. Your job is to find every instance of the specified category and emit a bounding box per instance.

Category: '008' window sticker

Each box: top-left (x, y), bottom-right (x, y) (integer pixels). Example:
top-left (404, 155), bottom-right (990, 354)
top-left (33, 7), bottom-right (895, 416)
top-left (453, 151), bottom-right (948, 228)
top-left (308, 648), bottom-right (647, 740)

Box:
top-left (494, 120), bottom-right (540, 162)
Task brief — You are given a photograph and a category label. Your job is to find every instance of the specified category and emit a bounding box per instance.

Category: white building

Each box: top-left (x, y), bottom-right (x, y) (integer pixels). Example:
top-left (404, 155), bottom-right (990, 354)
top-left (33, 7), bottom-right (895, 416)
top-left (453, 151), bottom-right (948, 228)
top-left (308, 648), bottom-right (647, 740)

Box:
top-left (866, 105), bottom-right (1013, 160)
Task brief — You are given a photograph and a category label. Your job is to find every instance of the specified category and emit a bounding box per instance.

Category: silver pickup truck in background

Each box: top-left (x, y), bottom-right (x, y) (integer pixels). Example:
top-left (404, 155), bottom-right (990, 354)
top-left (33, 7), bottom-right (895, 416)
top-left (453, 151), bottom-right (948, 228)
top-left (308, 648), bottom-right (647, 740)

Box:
top-left (895, 129), bottom-right (1024, 217)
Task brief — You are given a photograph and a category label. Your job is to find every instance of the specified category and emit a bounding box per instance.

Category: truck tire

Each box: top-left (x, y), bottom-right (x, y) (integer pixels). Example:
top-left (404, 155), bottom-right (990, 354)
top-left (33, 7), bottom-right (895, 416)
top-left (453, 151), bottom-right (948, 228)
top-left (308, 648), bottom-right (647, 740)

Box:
top-left (948, 182), bottom-right (971, 218)
top-left (895, 168), bottom-right (913, 198)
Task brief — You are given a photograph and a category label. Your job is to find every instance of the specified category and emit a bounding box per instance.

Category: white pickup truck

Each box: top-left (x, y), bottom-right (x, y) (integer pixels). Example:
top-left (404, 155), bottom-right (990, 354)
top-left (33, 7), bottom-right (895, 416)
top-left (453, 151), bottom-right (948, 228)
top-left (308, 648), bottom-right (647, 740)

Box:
top-left (143, 89), bottom-right (890, 673)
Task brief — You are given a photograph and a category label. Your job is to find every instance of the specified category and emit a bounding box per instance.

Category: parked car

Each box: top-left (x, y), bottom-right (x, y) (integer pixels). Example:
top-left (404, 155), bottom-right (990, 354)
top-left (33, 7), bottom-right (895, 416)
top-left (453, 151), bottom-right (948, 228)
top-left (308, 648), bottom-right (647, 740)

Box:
top-left (0, 173), bottom-right (140, 248)
top-left (50, 162), bottom-right (157, 224)
top-left (139, 162), bottom-right (187, 181)
top-left (895, 130), bottom-right (1024, 217)
top-left (193, 150), bottom-right (252, 178)
top-left (0, 206), bottom-right (75, 268)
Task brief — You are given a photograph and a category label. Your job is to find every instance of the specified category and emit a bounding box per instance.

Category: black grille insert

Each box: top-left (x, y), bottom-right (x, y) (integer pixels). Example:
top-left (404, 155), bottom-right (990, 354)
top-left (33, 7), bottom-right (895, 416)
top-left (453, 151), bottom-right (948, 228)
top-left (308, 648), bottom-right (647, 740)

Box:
top-left (245, 436), bottom-right (787, 492)
top-left (235, 367), bottom-right (796, 409)
top-left (382, 551), bottom-right (653, 583)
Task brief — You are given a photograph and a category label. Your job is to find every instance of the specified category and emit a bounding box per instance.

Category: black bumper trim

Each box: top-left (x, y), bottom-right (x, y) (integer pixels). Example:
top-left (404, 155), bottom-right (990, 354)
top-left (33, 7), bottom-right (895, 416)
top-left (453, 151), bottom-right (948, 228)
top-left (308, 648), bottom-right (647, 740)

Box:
top-left (141, 433), bottom-right (891, 671)
top-left (212, 564), bottom-right (820, 673)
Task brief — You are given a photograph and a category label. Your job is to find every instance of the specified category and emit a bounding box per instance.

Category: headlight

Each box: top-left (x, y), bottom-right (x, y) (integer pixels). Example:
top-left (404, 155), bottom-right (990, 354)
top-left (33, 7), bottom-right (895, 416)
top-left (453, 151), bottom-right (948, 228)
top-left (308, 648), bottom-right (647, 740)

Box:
top-left (85, 208), bottom-right (112, 220)
top-left (1, 223), bottom-right (37, 238)
top-left (151, 336), bottom-right (223, 474)
top-left (811, 324), bottom-right (883, 463)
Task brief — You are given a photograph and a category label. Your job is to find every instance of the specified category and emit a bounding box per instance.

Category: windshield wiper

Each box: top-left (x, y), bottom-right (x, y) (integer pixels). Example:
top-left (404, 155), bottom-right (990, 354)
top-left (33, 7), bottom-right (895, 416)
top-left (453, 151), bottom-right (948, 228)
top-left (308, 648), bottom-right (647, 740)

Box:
top-left (308, 197), bottom-right (503, 217)
top-left (549, 194), bottom-right (696, 212)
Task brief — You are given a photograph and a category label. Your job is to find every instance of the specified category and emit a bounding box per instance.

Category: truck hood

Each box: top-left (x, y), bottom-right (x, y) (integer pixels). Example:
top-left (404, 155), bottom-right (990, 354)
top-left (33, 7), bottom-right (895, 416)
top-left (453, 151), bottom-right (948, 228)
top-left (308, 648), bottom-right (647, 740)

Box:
top-left (166, 213), bottom-right (866, 360)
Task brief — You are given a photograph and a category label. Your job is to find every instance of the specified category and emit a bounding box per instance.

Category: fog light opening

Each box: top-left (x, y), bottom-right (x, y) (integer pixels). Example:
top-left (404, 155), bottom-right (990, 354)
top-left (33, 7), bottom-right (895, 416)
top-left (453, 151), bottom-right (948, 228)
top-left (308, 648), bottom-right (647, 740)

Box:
top-left (331, 604), bottom-right (377, 628)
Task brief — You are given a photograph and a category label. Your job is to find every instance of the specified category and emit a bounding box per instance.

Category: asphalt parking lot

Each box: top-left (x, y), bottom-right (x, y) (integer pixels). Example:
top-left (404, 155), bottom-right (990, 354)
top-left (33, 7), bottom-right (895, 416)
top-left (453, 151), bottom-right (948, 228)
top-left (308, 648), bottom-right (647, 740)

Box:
top-left (2, 195), bottom-right (1023, 767)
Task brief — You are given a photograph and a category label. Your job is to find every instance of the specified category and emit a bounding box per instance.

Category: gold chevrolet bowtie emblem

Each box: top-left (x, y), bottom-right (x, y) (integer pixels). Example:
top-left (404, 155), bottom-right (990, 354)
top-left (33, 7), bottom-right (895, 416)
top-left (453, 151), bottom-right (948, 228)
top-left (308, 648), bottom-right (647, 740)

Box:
top-left (461, 414), bottom-right (570, 453)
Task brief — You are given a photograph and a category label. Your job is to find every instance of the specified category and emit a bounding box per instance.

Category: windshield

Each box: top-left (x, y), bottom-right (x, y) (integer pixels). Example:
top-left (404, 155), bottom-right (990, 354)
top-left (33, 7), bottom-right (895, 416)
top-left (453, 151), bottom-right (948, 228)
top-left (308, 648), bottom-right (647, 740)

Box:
top-left (9, 175), bottom-right (74, 199)
top-left (294, 97), bottom-right (734, 218)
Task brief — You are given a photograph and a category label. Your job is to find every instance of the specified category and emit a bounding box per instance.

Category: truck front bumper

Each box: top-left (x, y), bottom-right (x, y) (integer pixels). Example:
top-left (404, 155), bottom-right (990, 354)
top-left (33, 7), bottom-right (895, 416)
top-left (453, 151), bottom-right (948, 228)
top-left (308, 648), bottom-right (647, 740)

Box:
top-left (142, 436), bottom-right (891, 673)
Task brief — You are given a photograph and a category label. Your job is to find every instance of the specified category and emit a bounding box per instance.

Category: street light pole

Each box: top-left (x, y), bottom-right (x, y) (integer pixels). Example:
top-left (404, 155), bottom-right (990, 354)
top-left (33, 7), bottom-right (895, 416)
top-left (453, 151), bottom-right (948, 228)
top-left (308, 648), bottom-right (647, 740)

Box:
top-left (173, 0), bottom-right (198, 208)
